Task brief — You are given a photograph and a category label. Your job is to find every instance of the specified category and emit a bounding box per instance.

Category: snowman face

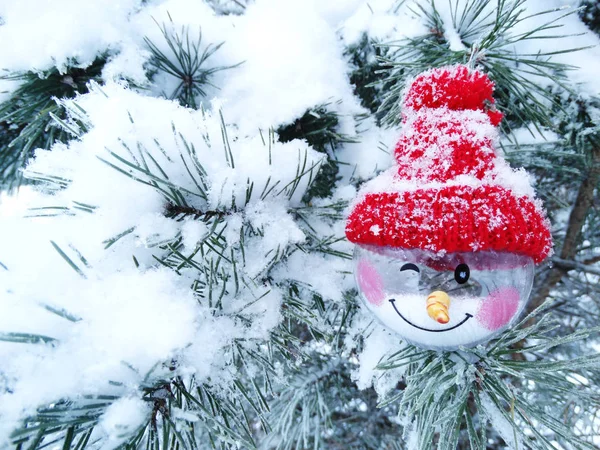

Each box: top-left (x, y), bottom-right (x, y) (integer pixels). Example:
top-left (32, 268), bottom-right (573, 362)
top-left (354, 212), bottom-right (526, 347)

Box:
top-left (354, 246), bottom-right (534, 350)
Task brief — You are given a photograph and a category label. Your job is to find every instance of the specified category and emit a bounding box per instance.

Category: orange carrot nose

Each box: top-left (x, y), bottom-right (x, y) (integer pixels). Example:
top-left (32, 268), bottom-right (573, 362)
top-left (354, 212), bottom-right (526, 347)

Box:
top-left (426, 291), bottom-right (451, 324)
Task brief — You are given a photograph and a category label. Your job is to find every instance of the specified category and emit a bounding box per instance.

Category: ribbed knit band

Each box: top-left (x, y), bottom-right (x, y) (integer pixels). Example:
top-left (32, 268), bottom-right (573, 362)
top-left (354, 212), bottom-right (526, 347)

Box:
top-left (346, 185), bottom-right (552, 264)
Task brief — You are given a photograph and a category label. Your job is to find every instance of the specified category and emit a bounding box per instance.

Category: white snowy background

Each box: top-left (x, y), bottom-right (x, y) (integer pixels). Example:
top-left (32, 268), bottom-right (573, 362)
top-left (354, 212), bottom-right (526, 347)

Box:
top-left (1, 0), bottom-right (599, 446)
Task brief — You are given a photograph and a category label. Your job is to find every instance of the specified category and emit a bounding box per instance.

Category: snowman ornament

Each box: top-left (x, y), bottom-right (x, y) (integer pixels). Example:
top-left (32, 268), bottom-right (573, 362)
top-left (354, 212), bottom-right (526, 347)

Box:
top-left (346, 65), bottom-right (552, 351)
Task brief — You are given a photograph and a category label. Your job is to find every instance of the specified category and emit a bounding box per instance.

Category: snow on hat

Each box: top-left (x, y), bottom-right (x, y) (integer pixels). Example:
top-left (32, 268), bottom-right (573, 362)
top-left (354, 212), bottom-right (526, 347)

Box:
top-left (346, 65), bottom-right (552, 264)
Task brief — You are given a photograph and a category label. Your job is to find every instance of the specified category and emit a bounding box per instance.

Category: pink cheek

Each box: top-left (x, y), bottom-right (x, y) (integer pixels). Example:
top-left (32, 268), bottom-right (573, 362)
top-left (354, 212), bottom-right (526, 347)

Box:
top-left (476, 287), bottom-right (520, 331)
top-left (357, 259), bottom-right (385, 306)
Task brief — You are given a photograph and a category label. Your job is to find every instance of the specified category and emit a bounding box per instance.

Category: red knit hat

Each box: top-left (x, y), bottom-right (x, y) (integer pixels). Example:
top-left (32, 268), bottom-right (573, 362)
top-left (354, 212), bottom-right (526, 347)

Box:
top-left (346, 65), bottom-right (552, 264)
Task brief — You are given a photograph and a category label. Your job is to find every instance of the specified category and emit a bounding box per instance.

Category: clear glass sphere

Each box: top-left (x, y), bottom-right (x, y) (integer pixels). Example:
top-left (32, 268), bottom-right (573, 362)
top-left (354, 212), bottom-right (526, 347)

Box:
top-left (354, 245), bottom-right (534, 350)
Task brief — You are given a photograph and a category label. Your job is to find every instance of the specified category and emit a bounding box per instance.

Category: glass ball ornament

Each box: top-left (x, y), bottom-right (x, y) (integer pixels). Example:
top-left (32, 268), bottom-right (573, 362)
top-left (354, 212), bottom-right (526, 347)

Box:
top-left (354, 245), bottom-right (534, 350)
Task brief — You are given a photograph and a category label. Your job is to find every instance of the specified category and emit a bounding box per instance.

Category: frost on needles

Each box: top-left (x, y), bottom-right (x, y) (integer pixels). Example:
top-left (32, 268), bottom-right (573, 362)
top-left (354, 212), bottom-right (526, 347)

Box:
top-left (0, 78), bottom-right (356, 446)
top-left (1, 0), bottom-right (600, 449)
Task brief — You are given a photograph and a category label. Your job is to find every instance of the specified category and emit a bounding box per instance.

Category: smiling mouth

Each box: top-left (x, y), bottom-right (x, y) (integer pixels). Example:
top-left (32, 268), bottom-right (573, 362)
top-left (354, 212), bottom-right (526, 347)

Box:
top-left (389, 299), bottom-right (473, 332)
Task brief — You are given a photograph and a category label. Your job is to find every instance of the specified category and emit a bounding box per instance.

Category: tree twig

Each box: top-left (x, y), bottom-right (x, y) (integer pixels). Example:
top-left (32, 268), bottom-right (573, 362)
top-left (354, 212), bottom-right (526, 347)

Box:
top-left (529, 143), bottom-right (600, 312)
top-left (164, 203), bottom-right (232, 220)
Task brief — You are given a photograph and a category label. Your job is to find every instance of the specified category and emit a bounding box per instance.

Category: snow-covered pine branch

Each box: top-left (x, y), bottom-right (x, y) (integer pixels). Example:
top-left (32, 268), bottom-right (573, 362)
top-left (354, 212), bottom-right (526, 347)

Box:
top-left (1, 0), bottom-right (600, 449)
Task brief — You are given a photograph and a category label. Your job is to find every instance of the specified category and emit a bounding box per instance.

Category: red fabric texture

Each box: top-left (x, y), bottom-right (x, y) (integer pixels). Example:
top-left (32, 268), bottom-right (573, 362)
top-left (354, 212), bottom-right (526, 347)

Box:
top-left (346, 185), bottom-right (551, 264)
top-left (345, 65), bottom-right (552, 263)
top-left (402, 65), bottom-right (503, 126)
top-left (395, 112), bottom-right (496, 182)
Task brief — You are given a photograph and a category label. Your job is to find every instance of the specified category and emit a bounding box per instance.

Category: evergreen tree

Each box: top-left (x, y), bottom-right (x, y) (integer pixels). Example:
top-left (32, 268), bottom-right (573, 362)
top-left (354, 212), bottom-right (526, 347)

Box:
top-left (1, 1), bottom-right (599, 449)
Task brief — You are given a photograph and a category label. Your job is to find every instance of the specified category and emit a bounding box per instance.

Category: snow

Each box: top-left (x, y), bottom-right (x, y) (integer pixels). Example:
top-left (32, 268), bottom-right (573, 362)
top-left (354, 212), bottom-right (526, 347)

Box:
top-left (1, 0), bottom-right (599, 445)
top-left (273, 251), bottom-right (351, 303)
top-left (98, 396), bottom-right (150, 450)
top-left (504, 0), bottom-right (600, 97)
top-left (353, 325), bottom-right (402, 390)
top-left (505, 126), bottom-right (561, 146)
top-left (439, 8), bottom-right (467, 52)
top-left (480, 392), bottom-right (525, 449)
top-left (0, 78), bottom-right (324, 441)
top-left (122, 0), bottom-right (237, 98)
top-left (215, 0), bottom-right (365, 135)
top-left (339, 0), bottom-right (427, 45)
top-left (351, 75), bottom-right (543, 210)
top-left (102, 44), bottom-right (152, 87)
top-left (0, 0), bottom-right (142, 73)
top-left (0, 268), bottom-right (197, 440)
top-left (0, 78), bottom-right (20, 103)
top-left (336, 117), bottom-right (398, 182)
top-left (180, 218), bottom-right (209, 249)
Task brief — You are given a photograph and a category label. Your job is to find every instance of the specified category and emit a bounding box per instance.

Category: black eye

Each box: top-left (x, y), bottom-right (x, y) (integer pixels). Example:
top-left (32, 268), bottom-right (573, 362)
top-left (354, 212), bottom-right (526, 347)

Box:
top-left (400, 263), bottom-right (420, 273)
top-left (454, 264), bottom-right (470, 284)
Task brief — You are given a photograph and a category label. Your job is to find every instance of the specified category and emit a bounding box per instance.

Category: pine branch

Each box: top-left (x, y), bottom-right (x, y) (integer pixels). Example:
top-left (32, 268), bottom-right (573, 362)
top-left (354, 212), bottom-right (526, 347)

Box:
top-left (264, 355), bottom-right (401, 450)
top-left (164, 203), bottom-right (232, 221)
top-left (206, 0), bottom-right (249, 15)
top-left (144, 19), bottom-right (241, 109)
top-left (10, 373), bottom-right (270, 450)
top-left (579, 0), bottom-right (600, 35)
top-left (344, 33), bottom-right (393, 116)
top-left (530, 139), bottom-right (600, 312)
top-left (377, 0), bottom-right (586, 132)
top-left (138, 376), bottom-right (263, 450)
top-left (277, 104), bottom-right (357, 200)
top-left (582, 254), bottom-right (600, 265)
top-left (10, 394), bottom-right (120, 449)
top-left (375, 310), bottom-right (600, 449)
top-left (552, 257), bottom-right (600, 276)
top-left (0, 56), bottom-right (106, 191)
top-left (2, 93), bottom-right (349, 447)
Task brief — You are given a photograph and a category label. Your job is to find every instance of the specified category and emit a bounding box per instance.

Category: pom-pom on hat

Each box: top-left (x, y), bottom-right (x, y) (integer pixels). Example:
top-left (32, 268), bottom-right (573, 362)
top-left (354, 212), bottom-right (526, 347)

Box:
top-left (346, 65), bottom-right (552, 264)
